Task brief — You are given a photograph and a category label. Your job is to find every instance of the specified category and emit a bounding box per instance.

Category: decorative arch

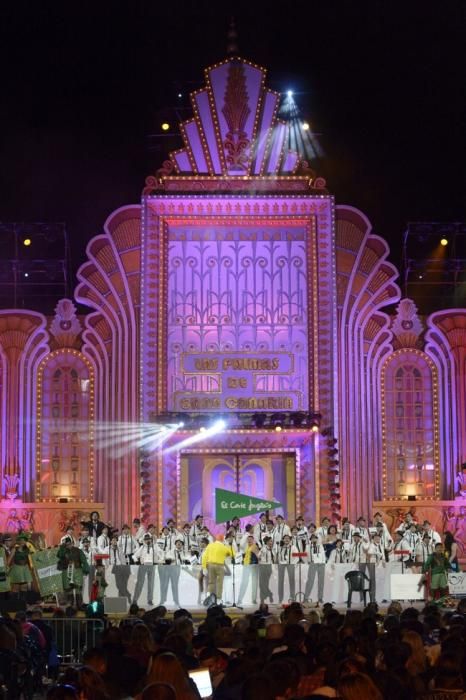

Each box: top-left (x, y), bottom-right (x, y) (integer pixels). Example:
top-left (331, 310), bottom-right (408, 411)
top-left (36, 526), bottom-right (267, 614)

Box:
top-left (426, 310), bottom-right (466, 493)
top-left (335, 205), bottom-right (401, 517)
top-left (381, 349), bottom-right (440, 500)
top-left (36, 349), bottom-right (95, 502)
top-left (74, 205), bottom-right (141, 525)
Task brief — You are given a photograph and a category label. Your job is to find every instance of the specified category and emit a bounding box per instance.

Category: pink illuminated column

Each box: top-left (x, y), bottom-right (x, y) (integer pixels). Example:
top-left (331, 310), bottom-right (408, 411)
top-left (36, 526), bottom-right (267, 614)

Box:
top-left (0, 312), bottom-right (48, 499)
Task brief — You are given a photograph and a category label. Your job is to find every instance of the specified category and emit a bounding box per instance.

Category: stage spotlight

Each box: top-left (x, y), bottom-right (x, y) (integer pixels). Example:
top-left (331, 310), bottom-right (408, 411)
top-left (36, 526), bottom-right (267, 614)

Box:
top-left (177, 93), bottom-right (182, 98)
top-left (311, 423), bottom-right (319, 433)
top-left (271, 413), bottom-right (286, 432)
top-left (23, 238), bottom-right (31, 246)
top-left (213, 419), bottom-right (226, 431)
top-left (161, 122), bottom-right (170, 131)
top-left (199, 426), bottom-right (206, 433)
top-left (24, 272), bottom-right (29, 278)
top-left (177, 421), bottom-right (185, 428)
top-left (302, 121), bottom-right (310, 131)
top-left (287, 90), bottom-right (293, 98)
top-left (440, 238), bottom-right (448, 246)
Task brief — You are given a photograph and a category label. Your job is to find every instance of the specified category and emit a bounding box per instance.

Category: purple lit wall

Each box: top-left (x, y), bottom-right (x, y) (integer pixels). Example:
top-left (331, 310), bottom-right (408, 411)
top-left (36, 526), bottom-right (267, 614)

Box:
top-left (166, 226), bottom-right (309, 413)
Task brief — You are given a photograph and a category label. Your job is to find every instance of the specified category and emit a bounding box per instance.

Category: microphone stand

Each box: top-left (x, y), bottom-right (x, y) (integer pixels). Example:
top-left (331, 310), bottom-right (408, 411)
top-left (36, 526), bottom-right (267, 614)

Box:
top-left (292, 552), bottom-right (307, 602)
top-left (224, 558), bottom-right (243, 610)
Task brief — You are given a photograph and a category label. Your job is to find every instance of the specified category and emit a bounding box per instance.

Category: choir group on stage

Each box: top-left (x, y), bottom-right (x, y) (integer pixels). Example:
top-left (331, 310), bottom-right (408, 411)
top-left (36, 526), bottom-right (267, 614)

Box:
top-left (61, 509), bottom-right (448, 569)
top-left (0, 509), bottom-right (457, 607)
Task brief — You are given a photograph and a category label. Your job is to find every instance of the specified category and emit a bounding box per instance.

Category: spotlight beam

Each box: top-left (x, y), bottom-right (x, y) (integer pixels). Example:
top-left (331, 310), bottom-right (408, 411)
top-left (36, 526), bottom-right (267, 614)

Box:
top-left (164, 419), bottom-right (226, 454)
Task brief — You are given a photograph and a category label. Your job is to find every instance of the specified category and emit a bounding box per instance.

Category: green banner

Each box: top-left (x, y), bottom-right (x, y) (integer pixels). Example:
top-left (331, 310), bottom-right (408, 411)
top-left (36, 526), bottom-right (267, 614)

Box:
top-left (215, 488), bottom-right (283, 524)
top-left (31, 547), bottom-right (64, 597)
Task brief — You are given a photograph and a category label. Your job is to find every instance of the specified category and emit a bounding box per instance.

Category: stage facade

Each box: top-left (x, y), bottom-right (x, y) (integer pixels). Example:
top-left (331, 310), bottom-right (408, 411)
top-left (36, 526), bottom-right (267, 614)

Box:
top-left (1, 56), bottom-right (465, 550)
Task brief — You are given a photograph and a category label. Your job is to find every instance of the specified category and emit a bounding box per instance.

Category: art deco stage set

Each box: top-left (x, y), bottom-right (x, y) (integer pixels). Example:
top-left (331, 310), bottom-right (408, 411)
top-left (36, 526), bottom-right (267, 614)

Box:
top-left (0, 55), bottom-right (465, 607)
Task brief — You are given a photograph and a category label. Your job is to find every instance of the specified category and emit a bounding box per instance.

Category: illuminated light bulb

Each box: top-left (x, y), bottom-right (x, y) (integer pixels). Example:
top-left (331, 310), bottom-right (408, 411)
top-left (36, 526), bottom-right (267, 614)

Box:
top-left (199, 426), bottom-right (206, 433)
top-left (440, 238), bottom-right (448, 246)
top-left (161, 123), bottom-right (170, 131)
top-left (311, 424), bottom-right (319, 433)
top-left (23, 238), bottom-right (31, 246)
top-left (302, 122), bottom-right (310, 131)
top-left (275, 425), bottom-right (283, 432)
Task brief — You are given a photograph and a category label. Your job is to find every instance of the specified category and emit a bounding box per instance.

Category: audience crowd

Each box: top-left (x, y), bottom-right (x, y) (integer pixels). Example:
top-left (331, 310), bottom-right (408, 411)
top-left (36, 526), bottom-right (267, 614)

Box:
top-left (2, 597), bottom-right (466, 699)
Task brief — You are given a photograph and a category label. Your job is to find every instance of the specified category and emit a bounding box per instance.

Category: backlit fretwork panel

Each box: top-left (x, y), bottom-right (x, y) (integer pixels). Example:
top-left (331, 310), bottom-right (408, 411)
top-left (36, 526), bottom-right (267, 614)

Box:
top-left (382, 350), bottom-right (440, 500)
top-left (166, 226), bottom-right (310, 412)
top-left (36, 350), bottom-right (94, 501)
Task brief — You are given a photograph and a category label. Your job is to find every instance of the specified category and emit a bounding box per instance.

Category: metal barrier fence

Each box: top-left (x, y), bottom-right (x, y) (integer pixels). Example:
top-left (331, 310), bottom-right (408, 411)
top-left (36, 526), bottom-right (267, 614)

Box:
top-left (48, 618), bottom-right (105, 664)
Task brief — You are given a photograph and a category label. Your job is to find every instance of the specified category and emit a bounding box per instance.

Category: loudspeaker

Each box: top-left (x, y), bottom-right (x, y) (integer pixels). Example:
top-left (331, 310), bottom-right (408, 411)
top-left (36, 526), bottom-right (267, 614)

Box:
top-left (0, 599), bottom-right (27, 613)
top-left (104, 596), bottom-right (128, 614)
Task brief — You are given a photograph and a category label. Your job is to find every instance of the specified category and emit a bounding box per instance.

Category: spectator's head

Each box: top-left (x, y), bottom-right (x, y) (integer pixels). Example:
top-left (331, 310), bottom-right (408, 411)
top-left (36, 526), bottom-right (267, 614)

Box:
top-left (433, 652), bottom-right (464, 690)
top-left (263, 660), bottom-right (300, 699)
top-left (283, 624), bottom-right (306, 651)
top-left (82, 648), bottom-right (108, 675)
top-left (174, 608), bottom-right (192, 621)
top-left (241, 673), bottom-right (274, 700)
top-left (76, 666), bottom-right (108, 699)
top-left (105, 655), bottom-right (145, 699)
top-left (141, 683), bottom-right (176, 700)
top-left (266, 623), bottom-right (284, 641)
top-left (146, 652), bottom-right (192, 695)
top-left (199, 647), bottom-right (228, 678)
top-left (130, 623), bottom-right (155, 652)
top-left (337, 672), bottom-right (383, 700)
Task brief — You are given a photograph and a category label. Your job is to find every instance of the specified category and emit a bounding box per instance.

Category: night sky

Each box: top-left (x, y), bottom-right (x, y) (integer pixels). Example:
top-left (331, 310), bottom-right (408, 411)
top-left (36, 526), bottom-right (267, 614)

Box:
top-left (0, 1), bottom-right (465, 283)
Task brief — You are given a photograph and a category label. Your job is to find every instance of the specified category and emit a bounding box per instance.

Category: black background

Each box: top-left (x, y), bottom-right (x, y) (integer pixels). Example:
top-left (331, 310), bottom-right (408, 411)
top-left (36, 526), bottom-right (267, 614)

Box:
top-left (0, 1), bottom-right (465, 280)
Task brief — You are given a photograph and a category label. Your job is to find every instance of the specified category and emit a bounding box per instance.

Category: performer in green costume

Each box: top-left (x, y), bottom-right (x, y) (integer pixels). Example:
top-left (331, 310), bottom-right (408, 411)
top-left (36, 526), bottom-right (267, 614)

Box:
top-left (8, 534), bottom-right (33, 591)
top-left (0, 537), bottom-right (11, 593)
top-left (57, 537), bottom-right (90, 607)
top-left (422, 542), bottom-right (451, 600)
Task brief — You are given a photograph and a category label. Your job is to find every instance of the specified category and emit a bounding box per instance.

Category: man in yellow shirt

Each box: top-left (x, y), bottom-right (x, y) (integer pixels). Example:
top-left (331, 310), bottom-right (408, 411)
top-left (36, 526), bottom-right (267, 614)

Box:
top-left (201, 534), bottom-right (233, 603)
